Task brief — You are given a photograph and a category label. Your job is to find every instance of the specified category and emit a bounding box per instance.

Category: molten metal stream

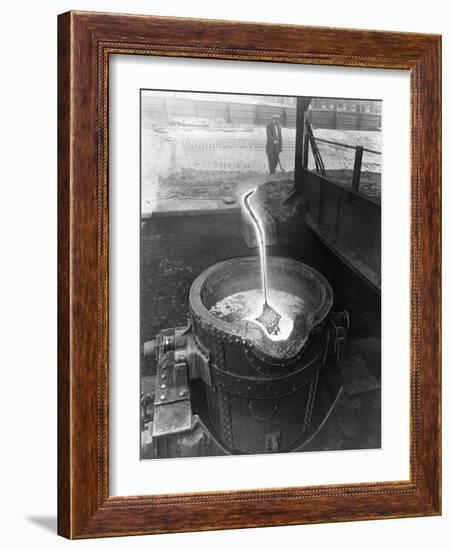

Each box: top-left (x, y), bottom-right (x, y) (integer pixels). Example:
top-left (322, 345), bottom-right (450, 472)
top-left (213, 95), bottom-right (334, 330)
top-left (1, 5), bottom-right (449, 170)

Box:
top-left (243, 188), bottom-right (282, 335)
top-left (243, 189), bottom-right (269, 304)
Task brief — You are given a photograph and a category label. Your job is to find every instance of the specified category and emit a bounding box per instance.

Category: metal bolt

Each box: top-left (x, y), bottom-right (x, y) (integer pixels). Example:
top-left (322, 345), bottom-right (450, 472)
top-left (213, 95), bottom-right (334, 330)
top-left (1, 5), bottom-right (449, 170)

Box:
top-left (160, 394), bottom-right (165, 401)
top-left (179, 389), bottom-right (185, 397)
top-left (161, 374), bottom-right (166, 379)
top-left (161, 383), bottom-right (167, 390)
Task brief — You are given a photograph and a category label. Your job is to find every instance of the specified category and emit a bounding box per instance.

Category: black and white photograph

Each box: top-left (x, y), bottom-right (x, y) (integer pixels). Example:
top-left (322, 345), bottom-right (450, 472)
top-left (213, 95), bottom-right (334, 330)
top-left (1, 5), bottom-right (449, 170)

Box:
top-left (140, 90), bottom-right (382, 459)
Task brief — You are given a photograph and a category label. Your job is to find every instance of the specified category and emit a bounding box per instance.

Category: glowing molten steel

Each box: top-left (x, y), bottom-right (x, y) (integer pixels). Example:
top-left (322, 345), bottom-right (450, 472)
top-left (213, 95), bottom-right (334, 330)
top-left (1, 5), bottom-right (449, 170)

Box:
top-left (242, 188), bottom-right (292, 340)
top-left (209, 289), bottom-right (300, 341)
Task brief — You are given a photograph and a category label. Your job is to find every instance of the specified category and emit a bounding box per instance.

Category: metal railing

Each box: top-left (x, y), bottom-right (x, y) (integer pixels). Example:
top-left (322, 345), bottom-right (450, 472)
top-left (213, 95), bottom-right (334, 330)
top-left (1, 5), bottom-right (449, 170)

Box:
top-left (303, 119), bottom-right (381, 194)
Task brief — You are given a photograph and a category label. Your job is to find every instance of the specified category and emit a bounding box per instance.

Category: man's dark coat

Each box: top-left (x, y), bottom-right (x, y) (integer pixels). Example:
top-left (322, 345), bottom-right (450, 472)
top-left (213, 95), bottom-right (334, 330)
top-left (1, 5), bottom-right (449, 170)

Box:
top-left (266, 121), bottom-right (282, 154)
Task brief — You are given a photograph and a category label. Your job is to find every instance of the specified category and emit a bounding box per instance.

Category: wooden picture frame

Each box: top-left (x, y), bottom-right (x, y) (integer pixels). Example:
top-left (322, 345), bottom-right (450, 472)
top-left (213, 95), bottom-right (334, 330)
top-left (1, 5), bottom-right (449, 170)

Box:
top-left (58, 10), bottom-right (441, 539)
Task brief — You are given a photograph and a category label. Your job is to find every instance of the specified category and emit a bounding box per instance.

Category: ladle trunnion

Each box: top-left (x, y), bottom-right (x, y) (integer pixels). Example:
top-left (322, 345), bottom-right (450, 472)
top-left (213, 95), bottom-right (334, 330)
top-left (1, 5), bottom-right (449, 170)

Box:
top-left (142, 257), bottom-right (348, 457)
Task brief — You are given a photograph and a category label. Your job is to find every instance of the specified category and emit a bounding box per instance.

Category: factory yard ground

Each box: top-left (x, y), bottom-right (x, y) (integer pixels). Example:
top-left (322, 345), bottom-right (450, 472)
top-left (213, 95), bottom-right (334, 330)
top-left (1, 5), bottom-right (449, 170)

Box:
top-left (141, 124), bottom-right (382, 216)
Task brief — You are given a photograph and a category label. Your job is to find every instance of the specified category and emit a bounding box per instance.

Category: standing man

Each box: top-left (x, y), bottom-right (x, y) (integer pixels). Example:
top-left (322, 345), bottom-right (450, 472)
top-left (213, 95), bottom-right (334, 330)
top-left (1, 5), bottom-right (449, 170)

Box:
top-left (266, 113), bottom-right (282, 174)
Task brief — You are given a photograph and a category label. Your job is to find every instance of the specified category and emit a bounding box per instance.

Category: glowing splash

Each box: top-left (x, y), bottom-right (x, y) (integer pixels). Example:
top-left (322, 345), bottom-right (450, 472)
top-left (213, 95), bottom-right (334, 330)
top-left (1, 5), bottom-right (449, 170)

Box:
top-left (209, 288), bottom-right (304, 340)
top-left (209, 289), bottom-right (304, 341)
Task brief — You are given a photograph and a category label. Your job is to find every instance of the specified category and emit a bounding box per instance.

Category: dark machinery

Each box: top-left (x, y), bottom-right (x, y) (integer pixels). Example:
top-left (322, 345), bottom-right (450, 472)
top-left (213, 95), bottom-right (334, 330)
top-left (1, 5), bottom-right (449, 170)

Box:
top-left (142, 256), bottom-right (348, 458)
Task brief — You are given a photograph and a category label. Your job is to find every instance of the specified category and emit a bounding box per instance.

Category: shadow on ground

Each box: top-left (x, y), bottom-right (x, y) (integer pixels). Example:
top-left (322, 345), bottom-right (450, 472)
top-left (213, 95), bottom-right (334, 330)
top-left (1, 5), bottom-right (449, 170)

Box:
top-left (26, 516), bottom-right (57, 534)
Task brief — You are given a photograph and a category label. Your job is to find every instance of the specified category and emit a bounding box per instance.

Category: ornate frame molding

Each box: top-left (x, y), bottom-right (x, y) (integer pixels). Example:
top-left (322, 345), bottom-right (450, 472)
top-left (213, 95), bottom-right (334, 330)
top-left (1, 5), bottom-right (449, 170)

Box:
top-left (58, 11), bottom-right (441, 538)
